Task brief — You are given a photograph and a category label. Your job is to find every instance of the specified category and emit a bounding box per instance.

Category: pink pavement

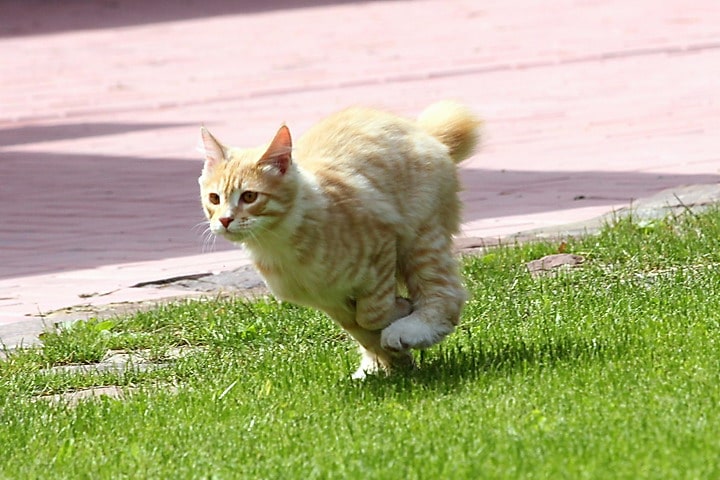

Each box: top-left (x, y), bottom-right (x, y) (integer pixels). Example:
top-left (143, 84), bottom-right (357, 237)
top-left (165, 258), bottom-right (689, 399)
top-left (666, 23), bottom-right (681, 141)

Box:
top-left (1, 0), bottom-right (719, 335)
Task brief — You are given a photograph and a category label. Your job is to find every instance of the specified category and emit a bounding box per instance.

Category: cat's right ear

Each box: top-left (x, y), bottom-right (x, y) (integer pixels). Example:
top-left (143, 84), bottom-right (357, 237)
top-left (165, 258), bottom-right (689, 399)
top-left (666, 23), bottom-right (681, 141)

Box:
top-left (199, 127), bottom-right (226, 175)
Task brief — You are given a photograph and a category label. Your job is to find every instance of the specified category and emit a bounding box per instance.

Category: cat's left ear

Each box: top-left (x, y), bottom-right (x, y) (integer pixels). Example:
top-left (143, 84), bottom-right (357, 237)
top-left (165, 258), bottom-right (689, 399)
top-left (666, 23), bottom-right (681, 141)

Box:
top-left (199, 127), bottom-right (226, 175)
top-left (258, 125), bottom-right (292, 175)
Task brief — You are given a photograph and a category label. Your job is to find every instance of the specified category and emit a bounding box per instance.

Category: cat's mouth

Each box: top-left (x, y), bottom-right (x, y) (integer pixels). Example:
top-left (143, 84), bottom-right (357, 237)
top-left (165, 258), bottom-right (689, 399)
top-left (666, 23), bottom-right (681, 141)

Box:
top-left (217, 225), bottom-right (243, 236)
top-left (212, 220), bottom-right (251, 241)
top-left (216, 230), bottom-right (250, 245)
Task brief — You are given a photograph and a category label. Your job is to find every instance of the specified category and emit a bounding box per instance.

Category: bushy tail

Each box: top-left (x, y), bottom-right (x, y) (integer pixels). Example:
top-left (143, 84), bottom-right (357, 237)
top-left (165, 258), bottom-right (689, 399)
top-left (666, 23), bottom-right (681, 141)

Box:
top-left (417, 101), bottom-right (481, 163)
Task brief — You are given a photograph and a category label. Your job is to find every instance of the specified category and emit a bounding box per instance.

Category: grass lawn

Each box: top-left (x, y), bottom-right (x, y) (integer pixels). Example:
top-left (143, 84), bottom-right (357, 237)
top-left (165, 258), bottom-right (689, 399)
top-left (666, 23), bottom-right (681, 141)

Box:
top-left (2, 209), bottom-right (720, 479)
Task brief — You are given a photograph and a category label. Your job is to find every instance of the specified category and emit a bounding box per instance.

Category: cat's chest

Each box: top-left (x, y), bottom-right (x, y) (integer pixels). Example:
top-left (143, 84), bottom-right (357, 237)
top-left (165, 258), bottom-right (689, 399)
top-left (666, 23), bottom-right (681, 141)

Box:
top-left (253, 260), bottom-right (347, 308)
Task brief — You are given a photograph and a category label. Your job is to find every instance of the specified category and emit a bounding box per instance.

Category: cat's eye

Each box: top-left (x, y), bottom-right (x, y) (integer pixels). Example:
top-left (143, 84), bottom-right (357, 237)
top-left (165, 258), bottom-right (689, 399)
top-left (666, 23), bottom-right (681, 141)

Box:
top-left (208, 193), bottom-right (220, 205)
top-left (241, 191), bottom-right (258, 204)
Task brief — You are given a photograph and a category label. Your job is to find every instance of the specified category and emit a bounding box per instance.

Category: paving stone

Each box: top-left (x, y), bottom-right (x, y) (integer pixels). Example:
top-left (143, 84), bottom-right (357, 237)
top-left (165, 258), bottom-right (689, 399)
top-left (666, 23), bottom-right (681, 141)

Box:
top-left (133, 264), bottom-right (265, 292)
top-left (35, 386), bottom-right (134, 406)
top-left (527, 254), bottom-right (585, 278)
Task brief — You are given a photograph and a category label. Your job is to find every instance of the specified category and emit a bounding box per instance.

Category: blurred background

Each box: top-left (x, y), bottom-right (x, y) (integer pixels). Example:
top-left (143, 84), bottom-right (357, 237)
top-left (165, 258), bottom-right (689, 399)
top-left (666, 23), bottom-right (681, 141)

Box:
top-left (1, 0), bottom-right (719, 280)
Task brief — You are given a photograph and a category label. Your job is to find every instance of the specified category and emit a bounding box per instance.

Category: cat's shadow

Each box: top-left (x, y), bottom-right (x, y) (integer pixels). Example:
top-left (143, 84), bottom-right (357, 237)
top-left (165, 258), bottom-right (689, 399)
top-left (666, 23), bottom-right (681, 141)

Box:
top-left (341, 335), bottom-right (620, 396)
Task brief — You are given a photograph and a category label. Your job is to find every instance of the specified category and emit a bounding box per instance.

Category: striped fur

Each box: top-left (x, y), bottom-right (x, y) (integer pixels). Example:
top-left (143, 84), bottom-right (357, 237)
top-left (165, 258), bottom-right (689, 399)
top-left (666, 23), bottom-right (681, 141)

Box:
top-left (199, 102), bottom-right (480, 378)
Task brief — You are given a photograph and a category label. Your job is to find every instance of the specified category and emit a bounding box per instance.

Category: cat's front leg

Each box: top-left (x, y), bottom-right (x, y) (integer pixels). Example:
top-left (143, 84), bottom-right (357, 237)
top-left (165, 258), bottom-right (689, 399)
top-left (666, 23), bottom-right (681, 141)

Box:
top-left (328, 296), bottom-right (413, 378)
top-left (348, 296), bottom-right (413, 378)
top-left (352, 240), bottom-right (413, 331)
top-left (343, 324), bottom-right (414, 379)
top-left (355, 295), bottom-right (412, 331)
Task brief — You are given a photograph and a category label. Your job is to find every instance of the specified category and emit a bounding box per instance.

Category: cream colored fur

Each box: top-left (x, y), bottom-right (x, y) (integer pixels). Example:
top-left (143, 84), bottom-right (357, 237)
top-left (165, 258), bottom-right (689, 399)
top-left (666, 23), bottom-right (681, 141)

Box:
top-left (199, 101), bottom-right (480, 378)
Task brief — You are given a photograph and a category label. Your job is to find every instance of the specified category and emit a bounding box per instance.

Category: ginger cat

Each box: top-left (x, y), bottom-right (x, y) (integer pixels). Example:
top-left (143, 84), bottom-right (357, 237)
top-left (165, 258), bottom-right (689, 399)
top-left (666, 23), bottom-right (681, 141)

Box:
top-left (199, 101), bottom-right (480, 378)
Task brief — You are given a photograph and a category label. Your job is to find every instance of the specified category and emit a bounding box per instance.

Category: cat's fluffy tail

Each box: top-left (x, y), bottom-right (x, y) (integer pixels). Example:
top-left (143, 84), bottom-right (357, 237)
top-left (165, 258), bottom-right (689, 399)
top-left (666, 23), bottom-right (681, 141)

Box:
top-left (417, 101), bottom-right (481, 163)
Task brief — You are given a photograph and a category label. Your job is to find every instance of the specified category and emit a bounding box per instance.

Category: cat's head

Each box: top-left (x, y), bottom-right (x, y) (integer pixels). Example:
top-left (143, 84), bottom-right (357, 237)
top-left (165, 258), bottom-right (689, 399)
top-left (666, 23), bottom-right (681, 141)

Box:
top-left (198, 125), bottom-right (298, 244)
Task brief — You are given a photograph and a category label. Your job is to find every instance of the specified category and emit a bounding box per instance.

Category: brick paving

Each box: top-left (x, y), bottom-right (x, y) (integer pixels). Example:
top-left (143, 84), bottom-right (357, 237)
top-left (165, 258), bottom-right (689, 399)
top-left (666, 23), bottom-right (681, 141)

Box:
top-left (1, 0), bottom-right (719, 336)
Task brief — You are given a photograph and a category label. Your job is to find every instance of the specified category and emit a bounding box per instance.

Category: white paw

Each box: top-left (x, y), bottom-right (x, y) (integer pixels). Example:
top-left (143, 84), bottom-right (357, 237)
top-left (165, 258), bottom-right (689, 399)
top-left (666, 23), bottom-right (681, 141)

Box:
top-left (352, 351), bottom-right (383, 380)
top-left (351, 368), bottom-right (370, 380)
top-left (380, 326), bottom-right (411, 353)
top-left (381, 315), bottom-right (445, 352)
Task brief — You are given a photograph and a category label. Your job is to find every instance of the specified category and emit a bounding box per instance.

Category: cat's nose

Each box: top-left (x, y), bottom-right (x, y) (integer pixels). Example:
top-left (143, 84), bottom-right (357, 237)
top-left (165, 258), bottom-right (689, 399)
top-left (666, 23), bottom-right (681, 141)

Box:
top-left (219, 217), bottom-right (233, 229)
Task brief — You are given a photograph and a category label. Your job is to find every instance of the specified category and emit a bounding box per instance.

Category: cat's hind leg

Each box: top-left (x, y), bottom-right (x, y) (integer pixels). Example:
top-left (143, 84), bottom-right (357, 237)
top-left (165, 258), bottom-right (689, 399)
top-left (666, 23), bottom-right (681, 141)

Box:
top-left (381, 227), bottom-right (466, 353)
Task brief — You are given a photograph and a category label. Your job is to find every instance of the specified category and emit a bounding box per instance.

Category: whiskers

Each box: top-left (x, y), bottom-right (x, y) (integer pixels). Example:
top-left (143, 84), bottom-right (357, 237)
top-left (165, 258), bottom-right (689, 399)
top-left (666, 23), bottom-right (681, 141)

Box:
top-left (241, 217), bottom-right (283, 247)
top-left (193, 216), bottom-right (280, 253)
top-left (193, 220), bottom-right (217, 253)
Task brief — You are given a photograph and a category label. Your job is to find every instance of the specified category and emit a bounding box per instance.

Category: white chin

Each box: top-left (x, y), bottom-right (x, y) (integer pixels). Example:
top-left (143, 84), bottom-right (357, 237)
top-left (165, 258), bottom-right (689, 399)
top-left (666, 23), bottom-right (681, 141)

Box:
top-left (222, 230), bottom-right (248, 242)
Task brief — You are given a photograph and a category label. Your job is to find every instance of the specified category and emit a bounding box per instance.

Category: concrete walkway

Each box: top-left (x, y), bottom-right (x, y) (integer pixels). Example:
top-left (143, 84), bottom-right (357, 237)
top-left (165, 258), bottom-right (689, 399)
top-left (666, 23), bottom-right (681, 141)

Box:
top-left (1, 0), bottom-right (719, 346)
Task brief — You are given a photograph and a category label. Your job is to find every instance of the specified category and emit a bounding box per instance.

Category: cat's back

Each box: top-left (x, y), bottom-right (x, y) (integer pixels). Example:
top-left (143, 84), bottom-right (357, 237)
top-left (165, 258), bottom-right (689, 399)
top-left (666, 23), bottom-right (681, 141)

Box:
top-left (292, 105), bottom-right (463, 234)
top-left (294, 107), bottom-right (439, 172)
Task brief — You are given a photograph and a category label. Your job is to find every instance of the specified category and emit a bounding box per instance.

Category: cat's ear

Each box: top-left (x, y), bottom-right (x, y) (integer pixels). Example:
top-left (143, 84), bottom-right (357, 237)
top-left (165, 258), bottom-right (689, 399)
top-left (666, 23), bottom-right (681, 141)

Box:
top-left (199, 127), bottom-right (226, 174)
top-left (258, 125), bottom-right (292, 175)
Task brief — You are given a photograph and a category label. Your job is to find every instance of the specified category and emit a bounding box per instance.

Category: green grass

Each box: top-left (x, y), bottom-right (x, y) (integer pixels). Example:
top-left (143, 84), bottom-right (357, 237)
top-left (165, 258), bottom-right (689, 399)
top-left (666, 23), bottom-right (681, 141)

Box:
top-left (2, 210), bottom-right (720, 479)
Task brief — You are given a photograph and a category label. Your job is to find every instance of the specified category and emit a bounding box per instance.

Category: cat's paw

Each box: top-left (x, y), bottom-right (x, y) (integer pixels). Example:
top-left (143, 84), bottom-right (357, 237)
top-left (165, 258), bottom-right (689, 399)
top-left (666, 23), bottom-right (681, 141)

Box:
top-left (352, 351), bottom-right (414, 378)
top-left (352, 350), bottom-right (383, 380)
top-left (381, 315), bottom-right (428, 352)
top-left (351, 367), bottom-right (372, 380)
top-left (381, 315), bottom-right (453, 352)
top-left (352, 362), bottom-right (383, 380)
